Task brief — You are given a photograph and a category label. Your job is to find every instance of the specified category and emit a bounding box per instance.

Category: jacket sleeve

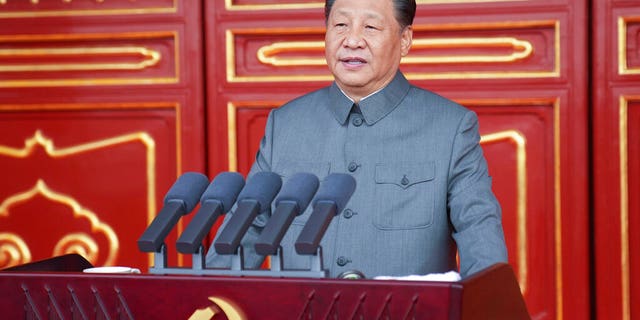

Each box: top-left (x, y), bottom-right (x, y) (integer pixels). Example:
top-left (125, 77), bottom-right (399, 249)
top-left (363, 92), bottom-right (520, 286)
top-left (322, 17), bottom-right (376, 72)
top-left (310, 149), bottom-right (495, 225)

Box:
top-left (205, 109), bottom-right (277, 269)
top-left (447, 110), bottom-right (508, 278)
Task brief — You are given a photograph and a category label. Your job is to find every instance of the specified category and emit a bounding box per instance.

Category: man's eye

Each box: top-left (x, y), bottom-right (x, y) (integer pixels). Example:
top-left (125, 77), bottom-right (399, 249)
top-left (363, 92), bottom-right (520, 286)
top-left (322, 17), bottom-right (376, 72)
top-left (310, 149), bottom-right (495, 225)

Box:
top-left (335, 23), bottom-right (347, 27)
top-left (366, 25), bottom-right (379, 30)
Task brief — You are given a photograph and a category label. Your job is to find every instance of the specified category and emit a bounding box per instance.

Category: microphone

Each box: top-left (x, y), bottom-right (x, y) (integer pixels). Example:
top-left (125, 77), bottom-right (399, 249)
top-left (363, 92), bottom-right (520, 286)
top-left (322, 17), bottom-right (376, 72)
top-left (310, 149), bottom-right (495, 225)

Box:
top-left (295, 173), bottom-right (356, 255)
top-left (175, 172), bottom-right (245, 254)
top-left (214, 171), bottom-right (282, 255)
top-left (137, 172), bottom-right (209, 253)
top-left (254, 172), bottom-right (319, 255)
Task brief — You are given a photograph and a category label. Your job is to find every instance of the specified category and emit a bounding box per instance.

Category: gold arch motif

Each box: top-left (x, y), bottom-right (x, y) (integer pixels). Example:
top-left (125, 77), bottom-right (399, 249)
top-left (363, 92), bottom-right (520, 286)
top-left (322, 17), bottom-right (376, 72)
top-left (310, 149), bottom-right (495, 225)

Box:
top-left (0, 129), bottom-right (158, 266)
top-left (0, 232), bottom-right (31, 267)
top-left (0, 46), bottom-right (161, 72)
top-left (257, 37), bottom-right (533, 67)
top-left (480, 130), bottom-right (527, 294)
top-left (0, 179), bottom-right (119, 265)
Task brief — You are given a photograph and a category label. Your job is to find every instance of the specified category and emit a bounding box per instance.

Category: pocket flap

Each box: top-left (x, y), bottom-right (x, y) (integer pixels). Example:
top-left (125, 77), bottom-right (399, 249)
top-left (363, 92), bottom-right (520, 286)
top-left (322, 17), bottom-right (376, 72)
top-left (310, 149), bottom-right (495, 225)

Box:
top-left (375, 162), bottom-right (435, 189)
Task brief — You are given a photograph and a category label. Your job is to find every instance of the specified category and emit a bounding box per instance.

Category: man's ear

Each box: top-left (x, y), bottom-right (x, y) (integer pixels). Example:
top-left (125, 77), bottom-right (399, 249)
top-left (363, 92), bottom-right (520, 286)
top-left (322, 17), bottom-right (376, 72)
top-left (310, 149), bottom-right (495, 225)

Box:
top-left (401, 26), bottom-right (413, 57)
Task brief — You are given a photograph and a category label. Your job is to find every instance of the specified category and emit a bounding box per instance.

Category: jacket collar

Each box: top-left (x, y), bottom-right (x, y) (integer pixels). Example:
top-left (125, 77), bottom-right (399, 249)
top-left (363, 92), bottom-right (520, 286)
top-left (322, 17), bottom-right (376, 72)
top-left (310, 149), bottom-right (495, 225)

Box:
top-left (329, 71), bottom-right (411, 125)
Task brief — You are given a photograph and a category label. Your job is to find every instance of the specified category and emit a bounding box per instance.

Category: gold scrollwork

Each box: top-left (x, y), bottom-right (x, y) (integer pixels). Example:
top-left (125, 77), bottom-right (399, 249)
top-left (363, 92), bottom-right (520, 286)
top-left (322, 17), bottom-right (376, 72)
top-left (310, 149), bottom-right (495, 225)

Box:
top-left (0, 233), bottom-right (31, 268)
top-left (0, 46), bottom-right (161, 72)
top-left (0, 129), bottom-right (160, 266)
top-left (53, 232), bottom-right (99, 264)
top-left (0, 179), bottom-right (119, 266)
top-left (257, 37), bottom-right (533, 67)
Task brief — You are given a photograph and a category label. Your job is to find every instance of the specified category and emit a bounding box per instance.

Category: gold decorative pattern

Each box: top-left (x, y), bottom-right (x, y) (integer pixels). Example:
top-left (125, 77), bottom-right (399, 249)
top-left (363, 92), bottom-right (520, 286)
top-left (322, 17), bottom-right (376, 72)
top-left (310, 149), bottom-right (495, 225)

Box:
top-left (0, 233), bottom-right (31, 268)
top-left (0, 31), bottom-right (179, 87)
top-left (618, 16), bottom-right (640, 75)
top-left (224, 0), bottom-right (526, 11)
top-left (0, 101), bottom-right (184, 267)
top-left (0, 0), bottom-right (177, 18)
top-left (227, 20), bottom-right (560, 82)
top-left (257, 37), bottom-right (533, 67)
top-left (619, 96), bottom-right (630, 320)
top-left (0, 46), bottom-right (161, 72)
top-left (480, 130), bottom-right (527, 294)
top-left (53, 233), bottom-right (99, 264)
top-left (0, 129), bottom-right (158, 266)
top-left (0, 179), bottom-right (118, 265)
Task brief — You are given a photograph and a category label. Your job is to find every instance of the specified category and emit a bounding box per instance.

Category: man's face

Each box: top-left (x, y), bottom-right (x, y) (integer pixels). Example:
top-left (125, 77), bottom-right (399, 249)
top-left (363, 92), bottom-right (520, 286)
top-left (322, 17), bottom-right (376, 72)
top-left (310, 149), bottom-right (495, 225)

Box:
top-left (325, 0), bottom-right (412, 101)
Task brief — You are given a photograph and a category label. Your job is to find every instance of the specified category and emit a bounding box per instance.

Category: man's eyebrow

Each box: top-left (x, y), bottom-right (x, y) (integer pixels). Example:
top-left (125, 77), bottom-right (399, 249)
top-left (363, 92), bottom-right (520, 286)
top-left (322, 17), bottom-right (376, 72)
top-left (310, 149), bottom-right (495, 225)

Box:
top-left (332, 8), bottom-right (384, 21)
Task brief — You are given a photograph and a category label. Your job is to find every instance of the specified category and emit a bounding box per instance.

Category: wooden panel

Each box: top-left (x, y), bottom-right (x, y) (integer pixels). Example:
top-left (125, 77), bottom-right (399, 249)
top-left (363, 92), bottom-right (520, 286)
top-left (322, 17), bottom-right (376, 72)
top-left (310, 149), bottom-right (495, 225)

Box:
top-left (0, 32), bottom-right (178, 87)
top-left (226, 21), bottom-right (559, 82)
top-left (0, 0), bottom-right (177, 18)
top-left (593, 2), bottom-right (640, 320)
top-left (0, 104), bottom-right (178, 269)
top-left (0, 0), bottom-right (205, 271)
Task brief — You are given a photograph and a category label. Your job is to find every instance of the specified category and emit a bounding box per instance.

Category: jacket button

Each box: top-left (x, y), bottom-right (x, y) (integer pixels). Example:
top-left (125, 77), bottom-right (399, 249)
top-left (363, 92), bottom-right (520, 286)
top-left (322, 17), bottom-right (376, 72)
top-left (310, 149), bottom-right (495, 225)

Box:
top-left (343, 209), bottom-right (356, 219)
top-left (347, 162), bottom-right (359, 172)
top-left (352, 116), bottom-right (363, 127)
top-left (336, 256), bottom-right (351, 267)
top-left (401, 175), bottom-right (410, 186)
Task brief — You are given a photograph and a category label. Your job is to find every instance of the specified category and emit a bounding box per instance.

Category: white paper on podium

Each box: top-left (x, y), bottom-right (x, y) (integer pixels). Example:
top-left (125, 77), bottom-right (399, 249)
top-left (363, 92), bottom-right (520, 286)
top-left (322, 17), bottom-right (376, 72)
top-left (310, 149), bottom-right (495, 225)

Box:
top-left (373, 271), bottom-right (461, 282)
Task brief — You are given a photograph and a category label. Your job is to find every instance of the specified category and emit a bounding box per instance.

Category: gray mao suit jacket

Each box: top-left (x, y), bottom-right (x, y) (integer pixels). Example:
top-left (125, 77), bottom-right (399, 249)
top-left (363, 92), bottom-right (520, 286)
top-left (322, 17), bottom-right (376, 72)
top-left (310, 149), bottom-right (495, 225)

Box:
top-left (207, 71), bottom-right (508, 279)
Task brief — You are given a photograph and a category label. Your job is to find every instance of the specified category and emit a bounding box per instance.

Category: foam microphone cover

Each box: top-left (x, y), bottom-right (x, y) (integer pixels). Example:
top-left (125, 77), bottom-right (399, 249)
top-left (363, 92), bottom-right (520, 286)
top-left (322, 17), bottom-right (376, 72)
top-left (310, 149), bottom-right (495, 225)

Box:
top-left (201, 171), bottom-right (245, 211)
top-left (237, 171), bottom-right (282, 209)
top-left (312, 173), bottom-right (356, 212)
top-left (275, 172), bottom-right (319, 212)
top-left (164, 172), bottom-right (210, 213)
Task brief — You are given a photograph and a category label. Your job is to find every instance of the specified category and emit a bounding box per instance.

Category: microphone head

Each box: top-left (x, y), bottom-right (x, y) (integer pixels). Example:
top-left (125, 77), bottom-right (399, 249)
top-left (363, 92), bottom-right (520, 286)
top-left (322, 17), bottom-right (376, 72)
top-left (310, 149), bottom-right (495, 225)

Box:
top-left (164, 172), bottom-right (209, 213)
top-left (201, 171), bottom-right (245, 212)
top-left (237, 171), bottom-right (282, 210)
top-left (312, 173), bottom-right (356, 213)
top-left (275, 172), bottom-right (320, 213)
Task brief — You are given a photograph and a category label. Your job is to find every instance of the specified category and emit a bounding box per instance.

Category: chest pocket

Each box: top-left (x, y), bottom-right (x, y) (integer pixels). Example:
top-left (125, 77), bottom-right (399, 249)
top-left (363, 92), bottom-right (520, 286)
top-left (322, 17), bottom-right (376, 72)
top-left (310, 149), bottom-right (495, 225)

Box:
top-left (273, 160), bottom-right (331, 225)
top-left (373, 162), bottom-right (435, 229)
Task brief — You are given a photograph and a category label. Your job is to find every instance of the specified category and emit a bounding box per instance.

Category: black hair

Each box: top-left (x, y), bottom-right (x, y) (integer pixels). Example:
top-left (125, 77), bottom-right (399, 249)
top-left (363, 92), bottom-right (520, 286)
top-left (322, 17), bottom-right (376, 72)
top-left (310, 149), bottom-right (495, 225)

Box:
top-left (324, 0), bottom-right (416, 29)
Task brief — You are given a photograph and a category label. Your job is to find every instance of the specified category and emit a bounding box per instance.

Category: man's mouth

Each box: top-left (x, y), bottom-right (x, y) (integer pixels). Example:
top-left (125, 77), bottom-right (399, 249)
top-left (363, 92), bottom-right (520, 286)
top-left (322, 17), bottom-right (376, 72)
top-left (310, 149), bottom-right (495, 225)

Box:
top-left (341, 57), bottom-right (367, 65)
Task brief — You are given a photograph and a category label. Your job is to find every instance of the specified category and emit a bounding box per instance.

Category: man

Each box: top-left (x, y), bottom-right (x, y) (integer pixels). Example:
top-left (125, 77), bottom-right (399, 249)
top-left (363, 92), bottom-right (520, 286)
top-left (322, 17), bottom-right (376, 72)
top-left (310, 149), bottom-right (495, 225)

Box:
top-left (207, 0), bottom-right (508, 279)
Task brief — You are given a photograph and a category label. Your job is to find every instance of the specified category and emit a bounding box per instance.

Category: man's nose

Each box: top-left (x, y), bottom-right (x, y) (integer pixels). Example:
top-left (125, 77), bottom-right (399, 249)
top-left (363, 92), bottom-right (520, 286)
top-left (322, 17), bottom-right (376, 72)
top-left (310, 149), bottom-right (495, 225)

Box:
top-left (344, 28), bottom-right (365, 48)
